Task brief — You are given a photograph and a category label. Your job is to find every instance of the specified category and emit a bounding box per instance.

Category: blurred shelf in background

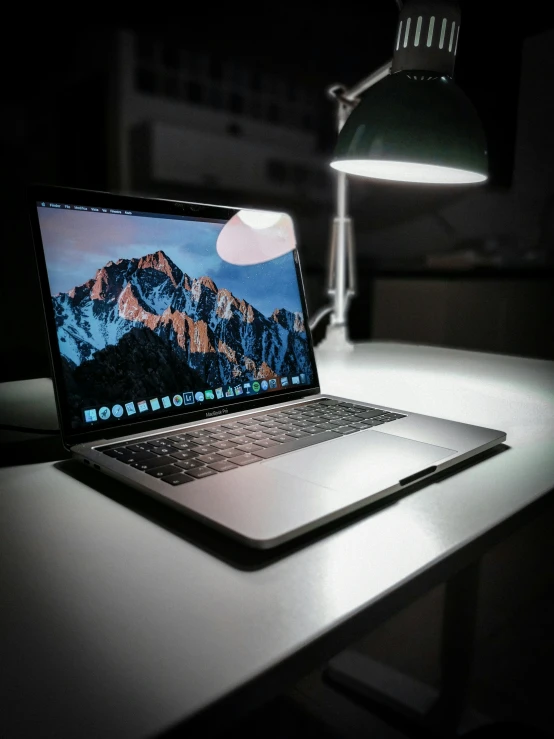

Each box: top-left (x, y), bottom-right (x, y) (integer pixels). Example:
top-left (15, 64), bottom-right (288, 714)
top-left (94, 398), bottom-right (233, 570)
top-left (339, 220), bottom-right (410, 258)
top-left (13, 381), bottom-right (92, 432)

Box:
top-left (305, 266), bottom-right (554, 361)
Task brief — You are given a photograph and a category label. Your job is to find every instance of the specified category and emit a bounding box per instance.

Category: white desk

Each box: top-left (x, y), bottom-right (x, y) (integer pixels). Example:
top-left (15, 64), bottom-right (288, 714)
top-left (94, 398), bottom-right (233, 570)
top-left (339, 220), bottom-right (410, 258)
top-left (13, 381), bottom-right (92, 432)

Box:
top-left (1, 342), bottom-right (553, 738)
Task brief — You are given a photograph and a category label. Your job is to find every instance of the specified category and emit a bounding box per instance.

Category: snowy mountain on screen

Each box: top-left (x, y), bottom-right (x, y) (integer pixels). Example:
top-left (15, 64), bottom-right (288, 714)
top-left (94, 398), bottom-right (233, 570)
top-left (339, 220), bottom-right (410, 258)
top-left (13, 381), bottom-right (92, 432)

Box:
top-left (53, 250), bottom-right (312, 388)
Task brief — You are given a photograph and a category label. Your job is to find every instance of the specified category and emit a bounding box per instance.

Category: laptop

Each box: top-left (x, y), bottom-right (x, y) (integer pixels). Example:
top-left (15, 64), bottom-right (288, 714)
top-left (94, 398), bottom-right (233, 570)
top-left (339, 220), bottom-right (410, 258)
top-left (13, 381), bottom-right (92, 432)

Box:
top-left (28, 184), bottom-right (506, 549)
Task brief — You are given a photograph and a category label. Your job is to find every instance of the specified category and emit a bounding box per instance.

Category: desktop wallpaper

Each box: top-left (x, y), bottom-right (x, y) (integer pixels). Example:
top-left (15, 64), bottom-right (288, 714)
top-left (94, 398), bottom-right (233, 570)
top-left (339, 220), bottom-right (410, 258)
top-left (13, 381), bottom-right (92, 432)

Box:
top-left (38, 207), bottom-right (314, 427)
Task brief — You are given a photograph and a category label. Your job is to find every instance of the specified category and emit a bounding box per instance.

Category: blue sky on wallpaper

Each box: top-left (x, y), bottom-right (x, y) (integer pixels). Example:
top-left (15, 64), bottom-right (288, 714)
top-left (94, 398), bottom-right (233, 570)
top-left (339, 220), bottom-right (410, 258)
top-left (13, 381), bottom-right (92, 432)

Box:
top-left (38, 208), bottom-right (303, 318)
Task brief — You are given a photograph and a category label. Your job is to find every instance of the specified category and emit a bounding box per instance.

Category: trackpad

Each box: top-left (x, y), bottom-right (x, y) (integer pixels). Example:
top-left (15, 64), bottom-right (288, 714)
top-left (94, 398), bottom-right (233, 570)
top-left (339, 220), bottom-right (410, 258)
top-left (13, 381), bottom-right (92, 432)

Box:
top-left (264, 431), bottom-right (456, 493)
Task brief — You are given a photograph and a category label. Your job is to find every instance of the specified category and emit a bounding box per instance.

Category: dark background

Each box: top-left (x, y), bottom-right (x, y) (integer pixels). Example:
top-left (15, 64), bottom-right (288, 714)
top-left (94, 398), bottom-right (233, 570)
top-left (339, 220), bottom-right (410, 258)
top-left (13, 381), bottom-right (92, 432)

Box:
top-left (1, 2), bottom-right (553, 383)
top-left (1, 7), bottom-right (553, 738)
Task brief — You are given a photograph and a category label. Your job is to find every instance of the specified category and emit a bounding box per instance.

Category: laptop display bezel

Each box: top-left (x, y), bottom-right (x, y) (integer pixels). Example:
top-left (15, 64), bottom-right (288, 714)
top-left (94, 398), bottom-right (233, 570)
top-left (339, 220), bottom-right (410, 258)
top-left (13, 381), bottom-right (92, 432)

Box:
top-left (27, 184), bottom-right (321, 449)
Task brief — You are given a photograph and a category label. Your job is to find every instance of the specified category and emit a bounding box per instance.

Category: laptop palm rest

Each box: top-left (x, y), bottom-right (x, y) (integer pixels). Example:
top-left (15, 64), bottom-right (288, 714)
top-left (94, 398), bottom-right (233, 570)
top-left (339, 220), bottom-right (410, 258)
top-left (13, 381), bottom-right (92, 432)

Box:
top-left (265, 431), bottom-right (456, 495)
top-left (163, 432), bottom-right (457, 547)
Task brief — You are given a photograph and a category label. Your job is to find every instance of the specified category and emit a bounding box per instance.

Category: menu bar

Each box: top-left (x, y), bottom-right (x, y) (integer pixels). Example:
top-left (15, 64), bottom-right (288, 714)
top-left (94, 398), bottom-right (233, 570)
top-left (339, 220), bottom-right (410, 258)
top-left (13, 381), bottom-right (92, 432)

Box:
top-left (38, 202), bottom-right (134, 216)
top-left (37, 201), bottom-right (225, 223)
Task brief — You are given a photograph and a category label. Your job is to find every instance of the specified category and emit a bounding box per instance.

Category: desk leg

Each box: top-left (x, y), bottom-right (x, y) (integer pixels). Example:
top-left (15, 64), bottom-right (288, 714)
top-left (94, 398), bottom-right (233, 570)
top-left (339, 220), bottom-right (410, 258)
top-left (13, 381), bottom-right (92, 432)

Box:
top-left (325, 561), bottom-right (487, 737)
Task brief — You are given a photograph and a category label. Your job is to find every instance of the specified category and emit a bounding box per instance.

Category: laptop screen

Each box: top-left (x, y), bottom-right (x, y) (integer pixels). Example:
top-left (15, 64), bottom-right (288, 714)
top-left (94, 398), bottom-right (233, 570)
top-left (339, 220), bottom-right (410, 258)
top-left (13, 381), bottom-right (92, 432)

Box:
top-left (32, 192), bottom-right (317, 434)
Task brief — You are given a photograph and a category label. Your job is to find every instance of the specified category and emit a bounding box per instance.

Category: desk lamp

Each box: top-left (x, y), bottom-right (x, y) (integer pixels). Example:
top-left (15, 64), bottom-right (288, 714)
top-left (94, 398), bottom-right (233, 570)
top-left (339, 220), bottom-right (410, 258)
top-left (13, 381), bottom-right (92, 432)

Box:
top-left (310, 0), bottom-right (488, 350)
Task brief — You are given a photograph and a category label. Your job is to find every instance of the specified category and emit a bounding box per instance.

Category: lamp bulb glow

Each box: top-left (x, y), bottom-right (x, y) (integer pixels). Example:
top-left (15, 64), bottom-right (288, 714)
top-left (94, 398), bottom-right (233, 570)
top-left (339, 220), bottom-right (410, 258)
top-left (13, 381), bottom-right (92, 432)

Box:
top-left (331, 160), bottom-right (487, 184)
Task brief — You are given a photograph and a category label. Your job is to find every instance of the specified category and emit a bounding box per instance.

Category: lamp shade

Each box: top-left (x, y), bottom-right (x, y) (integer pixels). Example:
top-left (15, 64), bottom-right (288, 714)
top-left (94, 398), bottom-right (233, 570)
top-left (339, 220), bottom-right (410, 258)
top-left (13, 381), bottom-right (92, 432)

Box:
top-left (331, 71), bottom-right (488, 184)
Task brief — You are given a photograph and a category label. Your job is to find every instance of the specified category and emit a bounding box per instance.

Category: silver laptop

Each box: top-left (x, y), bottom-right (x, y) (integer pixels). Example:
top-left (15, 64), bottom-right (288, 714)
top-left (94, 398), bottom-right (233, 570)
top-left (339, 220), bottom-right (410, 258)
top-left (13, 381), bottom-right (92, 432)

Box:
top-left (28, 184), bottom-right (506, 549)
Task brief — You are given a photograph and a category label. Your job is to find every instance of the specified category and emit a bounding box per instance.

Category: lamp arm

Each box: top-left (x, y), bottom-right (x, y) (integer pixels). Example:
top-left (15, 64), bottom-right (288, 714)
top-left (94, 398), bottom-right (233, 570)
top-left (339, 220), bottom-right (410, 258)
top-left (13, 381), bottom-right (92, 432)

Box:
top-left (339, 59), bottom-right (393, 105)
top-left (308, 58), bottom-right (392, 345)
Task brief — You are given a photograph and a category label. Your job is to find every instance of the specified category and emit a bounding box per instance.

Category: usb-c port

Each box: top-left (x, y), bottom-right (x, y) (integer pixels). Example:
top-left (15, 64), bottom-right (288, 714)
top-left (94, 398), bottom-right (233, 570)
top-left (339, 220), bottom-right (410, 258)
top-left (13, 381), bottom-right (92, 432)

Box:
top-left (93, 464), bottom-right (100, 470)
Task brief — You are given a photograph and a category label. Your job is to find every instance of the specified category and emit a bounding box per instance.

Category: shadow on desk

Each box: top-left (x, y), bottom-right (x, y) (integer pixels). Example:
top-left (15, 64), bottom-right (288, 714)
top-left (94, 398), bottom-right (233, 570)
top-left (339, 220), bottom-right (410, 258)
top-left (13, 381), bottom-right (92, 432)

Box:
top-left (0, 435), bottom-right (70, 466)
top-left (54, 445), bottom-right (509, 572)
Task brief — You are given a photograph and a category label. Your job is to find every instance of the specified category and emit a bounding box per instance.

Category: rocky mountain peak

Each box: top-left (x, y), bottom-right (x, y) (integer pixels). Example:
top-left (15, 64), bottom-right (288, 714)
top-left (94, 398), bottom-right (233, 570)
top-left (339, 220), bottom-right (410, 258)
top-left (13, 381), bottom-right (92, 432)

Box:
top-left (197, 275), bottom-right (218, 292)
top-left (271, 308), bottom-right (305, 333)
top-left (137, 250), bottom-right (183, 287)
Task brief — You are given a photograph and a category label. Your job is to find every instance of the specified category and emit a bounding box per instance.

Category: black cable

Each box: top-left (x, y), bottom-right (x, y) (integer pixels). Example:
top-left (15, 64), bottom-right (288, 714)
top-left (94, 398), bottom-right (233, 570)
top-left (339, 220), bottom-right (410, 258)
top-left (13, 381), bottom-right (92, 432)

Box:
top-left (0, 424), bottom-right (60, 435)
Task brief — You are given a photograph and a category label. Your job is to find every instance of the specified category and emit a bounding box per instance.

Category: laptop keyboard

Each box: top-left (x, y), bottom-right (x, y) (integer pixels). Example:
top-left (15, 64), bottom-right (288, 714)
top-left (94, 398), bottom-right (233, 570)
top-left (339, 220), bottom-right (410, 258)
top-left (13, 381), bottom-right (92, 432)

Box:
top-left (98, 399), bottom-right (407, 487)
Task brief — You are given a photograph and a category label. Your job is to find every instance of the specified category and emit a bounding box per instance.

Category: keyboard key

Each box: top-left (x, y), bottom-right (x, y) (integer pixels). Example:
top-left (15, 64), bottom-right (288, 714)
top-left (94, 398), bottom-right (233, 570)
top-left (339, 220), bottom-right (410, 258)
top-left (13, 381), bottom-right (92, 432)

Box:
top-left (236, 442), bottom-right (264, 453)
top-left (196, 453), bottom-right (224, 464)
top-left (132, 455), bottom-right (173, 470)
top-left (216, 448), bottom-right (240, 458)
top-left (186, 466), bottom-right (218, 479)
top-left (161, 473), bottom-right (195, 486)
top-left (189, 445), bottom-right (214, 455)
top-left (336, 426), bottom-right (360, 435)
top-left (252, 438), bottom-right (280, 448)
top-left (174, 459), bottom-right (204, 471)
top-left (146, 464), bottom-right (181, 478)
top-left (252, 431), bottom-right (342, 459)
top-left (228, 453), bottom-right (260, 466)
top-left (126, 443), bottom-right (152, 453)
top-left (123, 450), bottom-right (157, 462)
top-left (147, 439), bottom-right (172, 448)
top-left (270, 435), bottom-right (290, 443)
top-left (208, 432), bottom-right (230, 441)
top-left (227, 427), bottom-right (249, 436)
top-left (103, 448), bottom-right (126, 458)
top-left (230, 436), bottom-right (249, 445)
top-left (285, 430), bottom-right (311, 438)
top-left (151, 446), bottom-right (176, 456)
top-left (179, 432), bottom-right (203, 442)
top-left (171, 441), bottom-right (196, 450)
top-left (210, 440), bottom-right (237, 450)
top-left (313, 422), bottom-right (341, 432)
top-left (246, 431), bottom-right (266, 440)
top-left (170, 450), bottom-right (199, 461)
top-left (208, 460), bottom-right (239, 472)
top-left (357, 410), bottom-right (385, 419)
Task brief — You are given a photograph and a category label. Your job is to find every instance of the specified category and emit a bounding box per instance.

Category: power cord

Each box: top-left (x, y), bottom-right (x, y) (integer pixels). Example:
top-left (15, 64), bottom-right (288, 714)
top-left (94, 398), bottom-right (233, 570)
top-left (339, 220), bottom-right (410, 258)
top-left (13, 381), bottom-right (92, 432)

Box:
top-left (0, 424), bottom-right (60, 435)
